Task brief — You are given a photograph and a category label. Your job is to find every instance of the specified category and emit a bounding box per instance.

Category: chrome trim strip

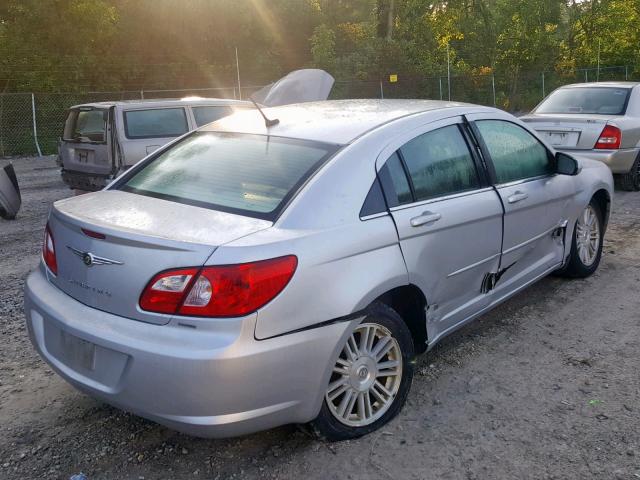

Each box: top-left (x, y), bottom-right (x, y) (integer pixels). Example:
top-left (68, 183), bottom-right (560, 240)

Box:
top-left (495, 174), bottom-right (554, 189)
top-left (502, 223), bottom-right (563, 255)
top-left (447, 252), bottom-right (501, 278)
top-left (389, 187), bottom-right (494, 212)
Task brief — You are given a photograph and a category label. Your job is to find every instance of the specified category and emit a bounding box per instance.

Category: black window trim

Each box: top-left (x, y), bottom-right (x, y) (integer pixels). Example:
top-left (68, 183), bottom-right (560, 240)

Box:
top-left (466, 117), bottom-right (557, 186)
top-left (122, 107), bottom-right (189, 140)
top-left (113, 130), bottom-right (343, 222)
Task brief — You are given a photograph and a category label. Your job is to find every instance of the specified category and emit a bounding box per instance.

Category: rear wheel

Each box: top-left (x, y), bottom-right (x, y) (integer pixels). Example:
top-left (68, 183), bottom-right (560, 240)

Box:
top-left (615, 155), bottom-right (640, 191)
top-left (558, 199), bottom-right (604, 278)
top-left (311, 302), bottom-right (414, 441)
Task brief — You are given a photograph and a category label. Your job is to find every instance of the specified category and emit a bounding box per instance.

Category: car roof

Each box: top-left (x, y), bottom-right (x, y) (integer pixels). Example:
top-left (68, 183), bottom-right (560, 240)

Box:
top-left (558, 81), bottom-right (640, 89)
top-left (69, 98), bottom-right (253, 109)
top-left (203, 99), bottom-right (489, 144)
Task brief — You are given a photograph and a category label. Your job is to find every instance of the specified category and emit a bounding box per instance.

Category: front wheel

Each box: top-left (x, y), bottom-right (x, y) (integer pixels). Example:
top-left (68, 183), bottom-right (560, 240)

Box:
top-left (558, 199), bottom-right (604, 278)
top-left (311, 303), bottom-right (414, 441)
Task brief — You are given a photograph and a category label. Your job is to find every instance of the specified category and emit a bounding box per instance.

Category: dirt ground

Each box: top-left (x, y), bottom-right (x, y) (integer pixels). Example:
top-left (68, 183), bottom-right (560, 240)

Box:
top-left (0, 156), bottom-right (639, 480)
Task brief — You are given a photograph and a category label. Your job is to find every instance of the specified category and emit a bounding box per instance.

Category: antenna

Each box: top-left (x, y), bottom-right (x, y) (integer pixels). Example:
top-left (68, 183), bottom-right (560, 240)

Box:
top-left (249, 96), bottom-right (279, 128)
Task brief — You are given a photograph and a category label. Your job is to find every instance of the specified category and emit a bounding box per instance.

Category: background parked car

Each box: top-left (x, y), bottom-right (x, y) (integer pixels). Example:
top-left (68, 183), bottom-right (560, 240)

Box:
top-left (58, 98), bottom-right (253, 192)
top-left (521, 82), bottom-right (640, 191)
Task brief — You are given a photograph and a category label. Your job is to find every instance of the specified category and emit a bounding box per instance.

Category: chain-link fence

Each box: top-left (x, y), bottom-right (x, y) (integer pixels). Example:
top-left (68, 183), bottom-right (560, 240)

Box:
top-left (2, 65), bottom-right (637, 157)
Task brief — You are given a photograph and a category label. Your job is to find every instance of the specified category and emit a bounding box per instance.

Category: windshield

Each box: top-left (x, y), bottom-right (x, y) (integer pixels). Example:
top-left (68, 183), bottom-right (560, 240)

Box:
top-left (63, 108), bottom-right (108, 143)
top-left (117, 132), bottom-right (340, 220)
top-left (535, 87), bottom-right (631, 115)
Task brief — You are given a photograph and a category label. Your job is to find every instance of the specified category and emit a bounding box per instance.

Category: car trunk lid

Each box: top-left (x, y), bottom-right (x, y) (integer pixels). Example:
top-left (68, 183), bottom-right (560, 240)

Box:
top-left (521, 114), bottom-right (618, 150)
top-left (47, 190), bottom-right (271, 325)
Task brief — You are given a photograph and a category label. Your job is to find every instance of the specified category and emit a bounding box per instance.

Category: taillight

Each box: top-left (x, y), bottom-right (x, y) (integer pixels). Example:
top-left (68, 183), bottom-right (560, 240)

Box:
top-left (595, 125), bottom-right (621, 149)
top-left (42, 223), bottom-right (58, 275)
top-left (139, 256), bottom-right (298, 317)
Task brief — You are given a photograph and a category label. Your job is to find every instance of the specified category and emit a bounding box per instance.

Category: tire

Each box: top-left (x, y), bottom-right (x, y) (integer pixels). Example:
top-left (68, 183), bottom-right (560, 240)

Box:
top-left (615, 155), bottom-right (640, 191)
top-left (558, 198), bottom-right (604, 278)
top-left (311, 302), bottom-right (415, 441)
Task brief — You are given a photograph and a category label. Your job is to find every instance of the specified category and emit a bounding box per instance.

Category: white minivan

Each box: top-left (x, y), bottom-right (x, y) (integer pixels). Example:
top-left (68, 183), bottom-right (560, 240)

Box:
top-left (58, 98), bottom-right (252, 191)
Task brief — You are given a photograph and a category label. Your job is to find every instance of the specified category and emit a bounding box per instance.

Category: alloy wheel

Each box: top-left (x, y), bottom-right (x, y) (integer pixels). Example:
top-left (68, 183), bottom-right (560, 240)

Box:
top-left (325, 323), bottom-right (403, 427)
top-left (575, 204), bottom-right (601, 267)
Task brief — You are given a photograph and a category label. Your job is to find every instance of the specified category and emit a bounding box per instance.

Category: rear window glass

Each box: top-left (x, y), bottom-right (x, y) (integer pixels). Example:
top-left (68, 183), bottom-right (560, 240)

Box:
top-left (63, 108), bottom-right (107, 143)
top-left (192, 106), bottom-right (233, 127)
top-left (118, 132), bottom-right (339, 220)
top-left (536, 87), bottom-right (630, 115)
top-left (124, 108), bottom-right (188, 139)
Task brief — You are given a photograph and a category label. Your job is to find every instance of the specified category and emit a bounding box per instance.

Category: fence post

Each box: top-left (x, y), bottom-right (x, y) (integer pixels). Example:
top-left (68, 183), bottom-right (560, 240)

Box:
top-left (31, 93), bottom-right (43, 157)
top-left (585, 70), bottom-right (588, 82)
top-left (379, 80), bottom-right (384, 99)
top-left (625, 65), bottom-right (629, 80)
top-left (541, 72), bottom-right (545, 99)
top-left (140, 90), bottom-right (144, 99)
top-left (491, 75), bottom-right (496, 107)
top-left (439, 77), bottom-right (443, 100)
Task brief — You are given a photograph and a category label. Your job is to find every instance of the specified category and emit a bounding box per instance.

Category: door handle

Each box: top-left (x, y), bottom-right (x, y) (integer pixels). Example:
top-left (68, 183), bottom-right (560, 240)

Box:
top-left (410, 211), bottom-right (442, 227)
top-left (507, 191), bottom-right (529, 204)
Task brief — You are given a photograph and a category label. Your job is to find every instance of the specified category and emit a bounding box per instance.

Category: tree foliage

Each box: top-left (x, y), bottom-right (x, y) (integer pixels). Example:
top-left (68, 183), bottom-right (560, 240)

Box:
top-left (1, 0), bottom-right (638, 92)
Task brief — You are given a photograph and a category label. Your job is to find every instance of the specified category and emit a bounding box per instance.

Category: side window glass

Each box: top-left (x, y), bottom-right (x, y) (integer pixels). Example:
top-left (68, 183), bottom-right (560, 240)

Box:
top-left (124, 108), bottom-right (188, 139)
top-left (475, 120), bottom-right (553, 183)
top-left (193, 106), bottom-right (234, 127)
top-left (399, 124), bottom-right (479, 201)
top-left (378, 152), bottom-right (413, 207)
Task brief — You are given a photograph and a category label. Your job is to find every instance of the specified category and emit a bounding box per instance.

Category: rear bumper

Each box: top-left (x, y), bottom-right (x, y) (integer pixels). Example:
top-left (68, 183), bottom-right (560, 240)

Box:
top-left (558, 147), bottom-right (639, 174)
top-left (61, 169), bottom-right (111, 192)
top-left (24, 267), bottom-right (354, 437)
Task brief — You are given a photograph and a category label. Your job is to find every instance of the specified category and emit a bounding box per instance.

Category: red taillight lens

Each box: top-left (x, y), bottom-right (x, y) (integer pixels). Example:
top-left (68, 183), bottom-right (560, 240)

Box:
top-left (140, 256), bottom-right (298, 317)
top-left (595, 125), bottom-right (621, 149)
top-left (42, 223), bottom-right (58, 275)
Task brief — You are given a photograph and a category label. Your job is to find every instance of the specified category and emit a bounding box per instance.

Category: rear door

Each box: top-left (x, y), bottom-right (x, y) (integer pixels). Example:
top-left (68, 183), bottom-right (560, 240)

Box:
top-left (118, 106), bottom-right (190, 167)
top-left (59, 107), bottom-right (112, 176)
top-left (467, 114), bottom-right (576, 299)
top-left (377, 117), bottom-right (503, 342)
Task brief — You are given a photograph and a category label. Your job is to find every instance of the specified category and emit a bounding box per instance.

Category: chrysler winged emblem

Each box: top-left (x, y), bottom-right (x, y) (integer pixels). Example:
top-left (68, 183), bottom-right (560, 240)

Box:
top-left (67, 246), bottom-right (123, 267)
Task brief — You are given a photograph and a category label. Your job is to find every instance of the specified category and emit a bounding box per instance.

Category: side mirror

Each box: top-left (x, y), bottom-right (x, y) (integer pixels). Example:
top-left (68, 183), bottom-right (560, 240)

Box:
top-left (556, 152), bottom-right (581, 176)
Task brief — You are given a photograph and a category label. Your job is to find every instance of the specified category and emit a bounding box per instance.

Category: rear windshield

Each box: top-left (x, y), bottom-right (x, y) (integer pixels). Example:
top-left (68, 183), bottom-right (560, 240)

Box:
top-left (118, 132), bottom-right (339, 220)
top-left (63, 108), bottom-right (108, 143)
top-left (123, 108), bottom-right (189, 139)
top-left (536, 87), bottom-right (631, 115)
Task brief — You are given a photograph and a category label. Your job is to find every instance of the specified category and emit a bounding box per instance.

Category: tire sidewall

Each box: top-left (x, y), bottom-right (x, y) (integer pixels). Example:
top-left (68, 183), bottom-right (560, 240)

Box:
top-left (566, 199), bottom-right (604, 277)
top-left (311, 302), bottom-right (415, 441)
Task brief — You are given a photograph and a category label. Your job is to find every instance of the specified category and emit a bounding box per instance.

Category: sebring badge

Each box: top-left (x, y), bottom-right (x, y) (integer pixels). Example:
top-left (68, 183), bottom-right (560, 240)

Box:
top-left (67, 246), bottom-right (123, 267)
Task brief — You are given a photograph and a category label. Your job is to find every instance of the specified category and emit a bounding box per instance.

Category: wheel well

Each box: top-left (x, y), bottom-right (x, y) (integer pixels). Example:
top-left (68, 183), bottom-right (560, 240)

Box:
top-left (592, 189), bottom-right (611, 229)
top-left (374, 285), bottom-right (428, 354)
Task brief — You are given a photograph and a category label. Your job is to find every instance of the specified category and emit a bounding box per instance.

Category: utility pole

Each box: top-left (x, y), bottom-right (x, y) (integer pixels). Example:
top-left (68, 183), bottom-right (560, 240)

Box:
top-left (596, 38), bottom-right (601, 82)
top-left (235, 47), bottom-right (242, 100)
top-left (447, 42), bottom-right (451, 101)
top-left (386, 0), bottom-right (395, 40)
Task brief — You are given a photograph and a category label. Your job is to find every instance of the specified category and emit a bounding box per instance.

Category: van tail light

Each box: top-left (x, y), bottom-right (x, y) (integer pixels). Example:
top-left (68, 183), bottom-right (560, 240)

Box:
top-left (42, 223), bottom-right (58, 275)
top-left (140, 256), bottom-right (298, 317)
top-left (595, 125), bottom-right (621, 149)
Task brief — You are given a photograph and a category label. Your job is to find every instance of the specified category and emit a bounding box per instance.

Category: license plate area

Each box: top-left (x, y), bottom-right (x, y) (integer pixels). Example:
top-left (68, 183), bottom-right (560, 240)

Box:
top-left (75, 149), bottom-right (95, 164)
top-left (60, 330), bottom-right (96, 371)
top-left (540, 131), bottom-right (580, 147)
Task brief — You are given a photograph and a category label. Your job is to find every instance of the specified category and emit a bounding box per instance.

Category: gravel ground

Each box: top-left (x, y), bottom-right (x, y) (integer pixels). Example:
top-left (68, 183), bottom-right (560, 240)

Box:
top-left (0, 156), bottom-right (639, 480)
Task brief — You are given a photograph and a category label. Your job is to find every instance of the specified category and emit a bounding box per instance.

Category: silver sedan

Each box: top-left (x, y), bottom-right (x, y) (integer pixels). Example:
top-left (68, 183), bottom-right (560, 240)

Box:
top-left (521, 81), bottom-right (640, 190)
top-left (24, 100), bottom-right (613, 440)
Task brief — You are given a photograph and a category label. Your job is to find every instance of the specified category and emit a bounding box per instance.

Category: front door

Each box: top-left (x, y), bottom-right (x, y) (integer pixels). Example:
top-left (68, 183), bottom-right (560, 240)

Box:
top-left (377, 117), bottom-right (503, 344)
top-left (467, 115), bottom-right (577, 301)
